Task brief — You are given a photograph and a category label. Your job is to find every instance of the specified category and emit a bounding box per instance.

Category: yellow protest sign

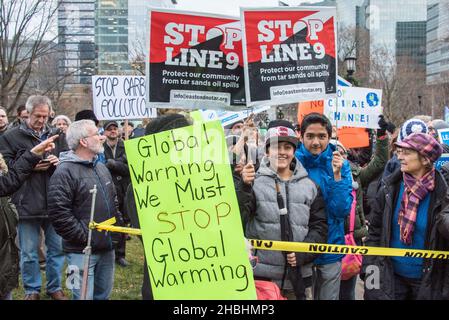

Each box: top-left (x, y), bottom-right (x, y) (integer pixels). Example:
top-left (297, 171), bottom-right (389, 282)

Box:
top-left (124, 120), bottom-right (256, 300)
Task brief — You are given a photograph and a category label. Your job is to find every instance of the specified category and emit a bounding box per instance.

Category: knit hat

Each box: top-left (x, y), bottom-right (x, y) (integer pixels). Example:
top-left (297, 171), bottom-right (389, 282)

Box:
top-left (267, 119), bottom-right (295, 131)
top-left (398, 118), bottom-right (428, 142)
top-left (265, 125), bottom-right (298, 150)
top-left (75, 109), bottom-right (98, 126)
top-left (395, 132), bottom-right (443, 163)
top-left (145, 114), bottom-right (191, 135)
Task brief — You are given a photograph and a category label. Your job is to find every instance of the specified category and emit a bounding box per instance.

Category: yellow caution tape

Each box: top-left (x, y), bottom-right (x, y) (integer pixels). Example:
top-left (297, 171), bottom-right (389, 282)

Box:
top-left (250, 239), bottom-right (449, 259)
top-left (101, 217), bottom-right (117, 226)
top-left (90, 221), bottom-right (449, 259)
top-left (89, 221), bottom-right (142, 236)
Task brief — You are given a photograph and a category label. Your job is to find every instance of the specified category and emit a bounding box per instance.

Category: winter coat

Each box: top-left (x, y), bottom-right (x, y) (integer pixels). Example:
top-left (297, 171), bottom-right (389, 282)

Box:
top-left (48, 151), bottom-right (122, 254)
top-left (0, 150), bottom-right (42, 296)
top-left (0, 197), bottom-right (19, 297)
top-left (382, 154), bottom-right (400, 178)
top-left (236, 157), bottom-right (327, 282)
top-left (295, 143), bottom-right (353, 265)
top-left (0, 123), bottom-right (68, 219)
top-left (362, 169), bottom-right (449, 300)
top-left (347, 136), bottom-right (389, 241)
top-left (103, 139), bottom-right (130, 212)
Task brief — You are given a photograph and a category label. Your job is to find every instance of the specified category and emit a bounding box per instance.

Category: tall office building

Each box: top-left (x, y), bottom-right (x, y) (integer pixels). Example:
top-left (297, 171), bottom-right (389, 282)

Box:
top-left (96, 0), bottom-right (131, 74)
top-left (427, 0), bottom-right (449, 85)
top-left (396, 21), bottom-right (426, 68)
top-left (58, 0), bottom-right (96, 85)
top-left (359, 0), bottom-right (427, 57)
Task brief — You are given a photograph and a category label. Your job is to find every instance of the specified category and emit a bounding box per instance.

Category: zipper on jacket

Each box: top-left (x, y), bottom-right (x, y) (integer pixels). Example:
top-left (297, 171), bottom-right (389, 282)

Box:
top-left (93, 166), bottom-right (112, 218)
top-left (422, 186), bottom-right (442, 274)
top-left (93, 166), bottom-right (114, 249)
top-left (285, 182), bottom-right (291, 240)
top-left (383, 182), bottom-right (393, 248)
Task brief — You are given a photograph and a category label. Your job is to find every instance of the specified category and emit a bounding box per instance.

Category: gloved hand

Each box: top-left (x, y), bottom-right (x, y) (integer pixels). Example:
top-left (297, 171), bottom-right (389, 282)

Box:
top-left (377, 115), bottom-right (388, 137)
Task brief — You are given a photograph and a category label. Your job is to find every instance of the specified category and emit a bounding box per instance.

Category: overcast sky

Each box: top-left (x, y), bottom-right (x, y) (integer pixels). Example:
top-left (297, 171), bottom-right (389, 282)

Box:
top-left (176, 0), bottom-right (323, 16)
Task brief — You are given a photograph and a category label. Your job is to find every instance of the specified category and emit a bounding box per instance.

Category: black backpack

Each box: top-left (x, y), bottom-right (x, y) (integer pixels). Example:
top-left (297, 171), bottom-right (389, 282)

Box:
top-left (0, 196), bottom-right (19, 297)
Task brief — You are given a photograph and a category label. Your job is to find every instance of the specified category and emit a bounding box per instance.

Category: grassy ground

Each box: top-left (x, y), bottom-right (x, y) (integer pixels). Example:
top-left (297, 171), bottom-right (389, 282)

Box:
top-left (12, 236), bottom-right (145, 300)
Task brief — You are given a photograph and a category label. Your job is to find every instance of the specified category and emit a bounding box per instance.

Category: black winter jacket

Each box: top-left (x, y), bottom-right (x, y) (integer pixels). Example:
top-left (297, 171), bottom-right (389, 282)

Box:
top-left (362, 169), bottom-right (449, 300)
top-left (0, 150), bottom-right (44, 296)
top-left (48, 151), bottom-right (122, 254)
top-left (103, 140), bottom-right (130, 212)
top-left (0, 123), bottom-right (68, 219)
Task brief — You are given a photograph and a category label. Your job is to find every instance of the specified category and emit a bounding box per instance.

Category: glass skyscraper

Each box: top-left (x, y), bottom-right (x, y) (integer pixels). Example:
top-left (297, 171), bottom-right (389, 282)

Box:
top-left (396, 21), bottom-right (426, 68)
top-left (360, 0), bottom-right (427, 57)
top-left (58, 0), bottom-right (96, 85)
top-left (427, 0), bottom-right (449, 85)
top-left (96, 0), bottom-right (130, 74)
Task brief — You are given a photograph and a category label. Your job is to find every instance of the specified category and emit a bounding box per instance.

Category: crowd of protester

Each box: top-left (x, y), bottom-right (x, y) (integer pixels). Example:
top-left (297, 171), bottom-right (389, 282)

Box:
top-left (2, 94), bottom-right (449, 301)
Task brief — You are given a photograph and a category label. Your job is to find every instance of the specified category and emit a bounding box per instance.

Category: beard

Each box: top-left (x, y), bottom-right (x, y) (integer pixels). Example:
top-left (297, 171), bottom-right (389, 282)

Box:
top-left (88, 142), bottom-right (104, 155)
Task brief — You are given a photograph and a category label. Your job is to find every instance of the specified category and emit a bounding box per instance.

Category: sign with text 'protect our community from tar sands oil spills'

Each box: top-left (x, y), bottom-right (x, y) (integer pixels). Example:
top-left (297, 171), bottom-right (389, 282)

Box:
top-left (123, 121), bottom-right (256, 300)
top-left (148, 9), bottom-right (246, 110)
top-left (241, 6), bottom-right (337, 106)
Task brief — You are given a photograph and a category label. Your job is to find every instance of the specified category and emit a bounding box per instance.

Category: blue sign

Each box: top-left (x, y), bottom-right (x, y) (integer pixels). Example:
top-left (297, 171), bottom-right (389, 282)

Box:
top-left (435, 153), bottom-right (449, 170)
top-left (438, 128), bottom-right (449, 145)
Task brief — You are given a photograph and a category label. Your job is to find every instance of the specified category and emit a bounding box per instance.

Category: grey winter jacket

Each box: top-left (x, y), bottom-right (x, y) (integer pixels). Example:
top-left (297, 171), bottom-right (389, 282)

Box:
top-left (237, 157), bottom-right (327, 283)
top-left (48, 151), bottom-right (122, 254)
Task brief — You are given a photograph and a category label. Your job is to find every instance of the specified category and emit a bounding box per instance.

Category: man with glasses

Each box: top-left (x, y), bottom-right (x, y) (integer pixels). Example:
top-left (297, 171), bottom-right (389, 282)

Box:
top-left (48, 120), bottom-right (123, 300)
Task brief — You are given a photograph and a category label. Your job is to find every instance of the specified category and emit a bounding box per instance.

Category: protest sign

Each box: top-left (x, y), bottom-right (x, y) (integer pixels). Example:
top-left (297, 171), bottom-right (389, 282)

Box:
top-left (324, 86), bottom-right (382, 129)
top-left (148, 9), bottom-right (245, 110)
top-left (92, 75), bottom-right (156, 120)
top-left (241, 6), bottom-right (337, 106)
top-left (199, 106), bottom-right (270, 127)
top-left (435, 153), bottom-right (449, 170)
top-left (297, 100), bottom-right (324, 125)
top-left (338, 127), bottom-right (370, 149)
top-left (124, 121), bottom-right (256, 299)
top-left (438, 128), bottom-right (449, 145)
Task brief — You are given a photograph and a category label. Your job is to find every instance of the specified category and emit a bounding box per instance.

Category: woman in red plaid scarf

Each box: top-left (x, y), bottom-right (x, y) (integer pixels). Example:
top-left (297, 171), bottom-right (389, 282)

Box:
top-left (362, 132), bottom-right (449, 300)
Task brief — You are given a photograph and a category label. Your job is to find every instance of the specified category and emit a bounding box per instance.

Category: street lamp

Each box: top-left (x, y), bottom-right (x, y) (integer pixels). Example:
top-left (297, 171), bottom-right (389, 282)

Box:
top-left (345, 56), bottom-right (357, 84)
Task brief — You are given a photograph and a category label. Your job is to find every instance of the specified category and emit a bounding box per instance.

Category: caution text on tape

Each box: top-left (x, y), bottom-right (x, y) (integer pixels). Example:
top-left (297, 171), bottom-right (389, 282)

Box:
top-left (90, 221), bottom-right (449, 259)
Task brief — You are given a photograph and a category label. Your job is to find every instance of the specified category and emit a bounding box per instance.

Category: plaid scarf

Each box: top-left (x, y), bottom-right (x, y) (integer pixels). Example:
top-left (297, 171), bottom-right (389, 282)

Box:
top-left (398, 168), bottom-right (435, 245)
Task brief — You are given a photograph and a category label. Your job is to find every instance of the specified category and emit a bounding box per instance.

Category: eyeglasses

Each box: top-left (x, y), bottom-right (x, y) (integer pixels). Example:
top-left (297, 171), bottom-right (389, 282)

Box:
top-left (84, 132), bottom-right (101, 139)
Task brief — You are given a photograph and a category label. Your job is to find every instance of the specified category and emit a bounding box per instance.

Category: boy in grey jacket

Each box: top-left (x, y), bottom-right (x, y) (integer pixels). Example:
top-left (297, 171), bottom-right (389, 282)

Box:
top-left (236, 120), bottom-right (327, 299)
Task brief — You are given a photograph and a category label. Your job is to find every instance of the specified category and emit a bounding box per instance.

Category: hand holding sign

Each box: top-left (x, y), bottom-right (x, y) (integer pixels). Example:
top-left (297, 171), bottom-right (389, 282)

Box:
top-left (242, 161), bottom-right (256, 185)
top-left (332, 150), bottom-right (343, 181)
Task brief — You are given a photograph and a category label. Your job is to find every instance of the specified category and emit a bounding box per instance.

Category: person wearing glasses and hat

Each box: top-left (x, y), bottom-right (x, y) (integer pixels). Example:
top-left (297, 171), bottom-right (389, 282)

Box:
top-left (363, 132), bottom-right (449, 300)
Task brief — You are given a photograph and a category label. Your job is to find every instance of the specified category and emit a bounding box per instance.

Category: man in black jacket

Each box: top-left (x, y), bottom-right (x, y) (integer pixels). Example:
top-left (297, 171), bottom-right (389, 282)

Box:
top-left (103, 120), bottom-right (130, 267)
top-left (0, 95), bottom-right (68, 300)
top-left (48, 119), bottom-right (123, 300)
